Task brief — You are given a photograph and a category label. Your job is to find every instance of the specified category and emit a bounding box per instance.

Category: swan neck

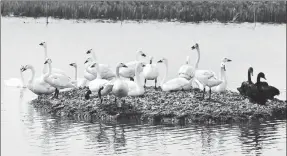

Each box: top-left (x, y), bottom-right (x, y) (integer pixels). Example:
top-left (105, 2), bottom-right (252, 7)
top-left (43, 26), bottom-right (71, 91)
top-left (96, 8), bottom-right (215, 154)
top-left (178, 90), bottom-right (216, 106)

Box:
top-left (44, 63), bottom-right (52, 80)
top-left (161, 61), bottom-right (168, 86)
top-left (195, 48), bottom-right (200, 69)
top-left (257, 75), bottom-right (261, 84)
top-left (92, 51), bottom-right (97, 62)
top-left (43, 46), bottom-right (48, 74)
top-left (74, 66), bottom-right (78, 81)
top-left (20, 69), bottom-right (25, 85)
top-left (136, 52), bottom-right (140, 61)
top-left (221, 67), bottom-right (226, 81)
top-left (248, 70), bottom-right (252, 83)
top-left (116, 66), bottom-right (120, 78)
top-left (186, 56), bottom-right (190, 64)
top-left (135, 64), bottom-right (141, 88)
top-left (95, 64), bottom-right (102, 79)
top-left (28, 66), bottom-right (36, 84)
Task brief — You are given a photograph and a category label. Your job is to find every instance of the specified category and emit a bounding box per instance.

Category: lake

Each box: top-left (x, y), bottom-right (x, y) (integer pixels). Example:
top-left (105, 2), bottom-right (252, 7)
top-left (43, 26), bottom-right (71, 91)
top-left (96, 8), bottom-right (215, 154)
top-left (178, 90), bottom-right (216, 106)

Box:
top-left (1, 17), bottom-right (286, 156)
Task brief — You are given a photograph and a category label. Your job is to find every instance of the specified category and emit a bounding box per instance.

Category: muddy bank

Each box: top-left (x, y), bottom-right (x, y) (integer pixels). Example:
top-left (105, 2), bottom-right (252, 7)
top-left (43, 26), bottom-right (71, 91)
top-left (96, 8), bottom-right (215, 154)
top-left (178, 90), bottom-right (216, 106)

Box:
top-left (30, 87), bottom-right (287, 124)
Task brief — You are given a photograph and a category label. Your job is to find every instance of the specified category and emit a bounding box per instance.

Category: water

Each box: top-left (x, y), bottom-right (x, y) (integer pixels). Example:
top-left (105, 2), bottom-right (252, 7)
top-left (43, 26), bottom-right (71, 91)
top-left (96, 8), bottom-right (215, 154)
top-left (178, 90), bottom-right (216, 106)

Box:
top-left (1, 17), bottom-right (286, 156)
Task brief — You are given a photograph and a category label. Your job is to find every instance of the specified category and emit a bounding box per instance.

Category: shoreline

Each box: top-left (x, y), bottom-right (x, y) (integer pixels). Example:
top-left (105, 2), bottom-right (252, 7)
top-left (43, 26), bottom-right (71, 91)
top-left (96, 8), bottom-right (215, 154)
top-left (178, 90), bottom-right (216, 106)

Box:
top-left (30, 87), bottom-right (287, 125)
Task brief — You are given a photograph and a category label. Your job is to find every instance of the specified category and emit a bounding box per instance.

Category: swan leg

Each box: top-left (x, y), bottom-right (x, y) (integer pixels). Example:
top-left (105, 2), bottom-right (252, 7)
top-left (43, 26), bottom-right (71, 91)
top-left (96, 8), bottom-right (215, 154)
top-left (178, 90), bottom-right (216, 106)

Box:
top-left (209, 87), bottom-right (212, 100)
top-left (55, 88), bottom-right (59, 99)
top-left (50, 89), bottom-right (57, 99)
top-left (114, 97), bottom-right (117, 105)
top-left (144, 79), bottom-right (147, 88)
top-left (154, 79), bottom-right (157, 89)
top-left (98, 87), bottom-right (104, 104)
top-left (202, 88), bottom-right (205, 100)
top-left (130, 77), bottom-right (134, 81)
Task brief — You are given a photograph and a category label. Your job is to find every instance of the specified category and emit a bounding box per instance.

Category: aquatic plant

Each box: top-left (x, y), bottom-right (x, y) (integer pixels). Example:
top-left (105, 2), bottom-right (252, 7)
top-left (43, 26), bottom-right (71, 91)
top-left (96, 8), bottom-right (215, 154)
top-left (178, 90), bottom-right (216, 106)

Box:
top-left (30, 87), bottom-right (287, 124)
top-left (1, 1), bottom-right (286, 23)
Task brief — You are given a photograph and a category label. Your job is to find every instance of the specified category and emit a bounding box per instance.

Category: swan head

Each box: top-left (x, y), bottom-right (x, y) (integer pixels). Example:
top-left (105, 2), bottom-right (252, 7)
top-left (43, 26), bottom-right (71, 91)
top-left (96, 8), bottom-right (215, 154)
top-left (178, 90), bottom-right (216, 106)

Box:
top-left (248, 67), bottom-right (254, 76)
top-left (84, 58), bottom-right (93, 64)
top-left (258, 72), bottom-right (266, 80)
top-left (223, 58), bottom-right (232, 62)
top-left (69, 63), bottom-right (77, 68)
top-left (138, 51), bottom-right (147, 57)
top-left (86, 49), bottom-right (93, 54)
top-left (191, 43), bottom-right (199, 50)
top-left (20, 65), bottom-right (27, 72)
top-left (118, 63), bottom-right (128, 68)
top-left (90, 62), bottom-right (99, 68)
top-left (44, 58), bottom-right (52, 64)
top-left (136, 62), bottom-right (146, 72)
top-left (149, 56), bottom-right (154, 64)
top-left (39, 42), bottom-right (47, 48)
top-left (221, 58), bottom-right (232, 71)
top-left (157, 58), bottom-right (167, 64)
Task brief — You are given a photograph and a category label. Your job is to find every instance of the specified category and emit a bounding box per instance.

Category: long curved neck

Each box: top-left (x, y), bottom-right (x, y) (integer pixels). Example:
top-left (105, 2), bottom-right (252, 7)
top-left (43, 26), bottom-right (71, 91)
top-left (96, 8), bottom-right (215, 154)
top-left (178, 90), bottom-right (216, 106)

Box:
top-left (161, 61), bottom-right (168, 86)
top-left (95, 64), bottom-right (102, 79)
top-left (257, 75), bottom-right (261, 84)
top-left (44, 63), bottom-right (52, 80)
top-left (116, 65), bottom-right (120, 78)
top-left (74, 66), bottom-right (78, 81)
top-left (134, 64), bottom-right (142, 88)
top-left (136, 52), bottom-right (141, 61)
top-left (20, 69), bottom-right (25, 85)
top-left (186, 56), bottom-right (190, 64)
top-left (91, 51), bottom-right (97, 62)
top-left (27, 66), bottom-right (36, 84)
top-left (248, 70), bottom-right (252, 83)
top-left (43, 46), bottom-right (48, 74)
top-left (195, 48), bottom-right (200, 69)
top-left (220, 67), bottom-right (226, 81)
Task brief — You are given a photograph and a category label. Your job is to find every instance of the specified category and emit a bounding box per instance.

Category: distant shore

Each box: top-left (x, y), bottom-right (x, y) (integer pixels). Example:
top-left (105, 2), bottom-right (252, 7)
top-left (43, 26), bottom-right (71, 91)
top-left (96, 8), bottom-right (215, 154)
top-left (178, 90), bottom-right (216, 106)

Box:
top-left (30, 87), bottom-right (287, 124)
top-left (1, 1), bottom-right (286, 23)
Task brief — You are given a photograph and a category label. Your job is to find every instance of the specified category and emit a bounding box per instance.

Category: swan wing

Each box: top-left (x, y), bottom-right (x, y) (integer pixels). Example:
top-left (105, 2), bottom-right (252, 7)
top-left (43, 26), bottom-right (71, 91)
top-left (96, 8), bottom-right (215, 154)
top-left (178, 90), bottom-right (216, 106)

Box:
top-left (143, 64), bottom-right (159, 79)
top-left (47, 73), bottom-right (74, 88)
top-left (178, 65), bottom-right (195, 80)
top-left (98, 64), bottom-right (116, 80)
top-left (163, 78), bottom-right (190, 91)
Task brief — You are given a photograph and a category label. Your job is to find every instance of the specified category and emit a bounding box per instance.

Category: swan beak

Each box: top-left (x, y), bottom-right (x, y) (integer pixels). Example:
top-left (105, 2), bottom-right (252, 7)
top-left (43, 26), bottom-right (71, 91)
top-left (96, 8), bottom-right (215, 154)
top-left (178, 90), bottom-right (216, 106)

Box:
top-left (86, 49), bottom-right (92, 54)
top-left (123, 64), bottom-right (128, 68)
top-left (69, 63), bottom-right (74, 66)
top-left (90, 63), bottom-right (97, 68)
top-left (191, 46), bottom-right (196, 50)
top-left (157, 60), bottom-right (163, 63)
top-left (141, 53), bottom-right (147, 57)
top-left (39, 42), bottom-right (43, 46)
top-left (84, 60), bottom-right (88, 64)
top-left (142, 64), bottom-right (146, 67)
top-left (227, 59), bottom-right (232, 62)
top-left (44, 61), bottom-right (48, 64)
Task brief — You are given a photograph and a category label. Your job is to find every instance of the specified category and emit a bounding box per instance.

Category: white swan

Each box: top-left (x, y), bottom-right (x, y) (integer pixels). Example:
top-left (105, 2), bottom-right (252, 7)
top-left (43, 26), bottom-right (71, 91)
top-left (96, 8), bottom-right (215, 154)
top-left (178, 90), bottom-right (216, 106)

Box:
top-left (85, 62), bottom-right (114, 104)
top-left (86, 49), bottom-right (116, 80)
top-left (20, 64), bottom-right (55, 96)
top-left (142, 56), bottom-right (160, 89)
top-left (125, 62), bottom-right (146, 96)
top-left (112, 63), bottom-right (129, 107)
top-left (178, 56), bottom-right (195, 80)
top-left (69, 62), bottom-right (88, 88)
top-left (4, 66), bottom-right (26, 88)
top-left (84, 58), bottom-right (97, 81)
top-left (212, 58), bottom-right (232, 93)
top-left (39, 42), bottom-right (67, 76)
top-left (157, 58), bottom-right (193, 92)
top-left (191, 43), bottom-right (223, 99)
top-left (43, 58), bottom-right (76, 99)
top-left (119, 51), bottom-right (147, 81)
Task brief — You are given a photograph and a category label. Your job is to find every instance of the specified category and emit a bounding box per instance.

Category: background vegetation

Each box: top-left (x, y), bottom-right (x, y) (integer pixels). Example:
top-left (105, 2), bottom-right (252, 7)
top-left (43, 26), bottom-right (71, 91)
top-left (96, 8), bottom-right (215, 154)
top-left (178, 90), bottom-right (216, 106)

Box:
top-left (1, 1), bottom-right (286, 23)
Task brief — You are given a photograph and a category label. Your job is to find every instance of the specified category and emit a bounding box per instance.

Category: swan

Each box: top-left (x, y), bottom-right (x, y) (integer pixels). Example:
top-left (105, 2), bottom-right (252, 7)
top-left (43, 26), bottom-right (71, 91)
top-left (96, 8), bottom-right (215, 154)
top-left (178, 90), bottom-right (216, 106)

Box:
top-left (20, 64), bottom-right (55, 96)
top-left (86, 49), bottom-right (116, 80)
top-left (191, 43), bottom-right (226, 99)
top-left (178, 56), bottom-right (195, 80)
top-left (119, 51), bottom-right (147, 81)
top-left (142, 56), bottom-right (160, 89)
top-left (112, 63), bottom-right (129, 108)
top-left (69, 62), bottom-right (88, 88)
top-left (4, 65), bottom-right (26, 88)
top-left (124, 62), bottom-right (146, 96)
top-left (157, 58), bottom-right (193, 92)
top-left (43, 58), bottom-right (76, 99)
top-left (39, 42), bottom-right (67, 75)
top-left (212, 58), bottom-right (232, 93)
top-left (246, 72), bottom-right (280, 105)
top-left (237, 67), bottom-right (254, 96)
top-left (84, 58), bottom-right (97, 81)
top-left (85, 62), bottom-right (114, 104)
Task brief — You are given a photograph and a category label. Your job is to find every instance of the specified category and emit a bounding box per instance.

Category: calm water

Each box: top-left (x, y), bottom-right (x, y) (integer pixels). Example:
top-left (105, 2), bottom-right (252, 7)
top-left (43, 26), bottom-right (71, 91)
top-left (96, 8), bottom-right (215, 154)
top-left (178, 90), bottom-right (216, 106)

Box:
top-left (1, 17), bottom-right (286, 156)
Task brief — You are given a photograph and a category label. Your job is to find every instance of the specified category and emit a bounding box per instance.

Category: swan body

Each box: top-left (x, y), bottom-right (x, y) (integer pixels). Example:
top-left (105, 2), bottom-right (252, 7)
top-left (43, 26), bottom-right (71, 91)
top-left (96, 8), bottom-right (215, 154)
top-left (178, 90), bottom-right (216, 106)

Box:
top-left (85, 62), bottom-right (114, 103)
top-left (86, 49), bottom-right (116, 80)
top-left (21, 65), bottom-right (55, 95)
top-left (119, 51), bottom-right (147, 80)
top-left (43, 58), bottom-right (76, 98)
top-left (112, 63), bottom-right (129, 107)
top-left (69, 63), bottom-right (88, 87)
top-left (84, 58), bottom-right (97, 81)
top-left (178, 56), bottom-right (195, 80)
top-left (5, 67), bottom-right (26, 88)
top-left (157, 58), bottom-right (193, 92)
top-left (237, 67), bottom-right (254, 96)
top-left (212, 58), bottom-right (232, 92)
top-left (124, 62), bottom-right (146, 96)
top-left (39, 42), bottom-right (67, 76)
top-left (143, 56), bottom-right (159, 88)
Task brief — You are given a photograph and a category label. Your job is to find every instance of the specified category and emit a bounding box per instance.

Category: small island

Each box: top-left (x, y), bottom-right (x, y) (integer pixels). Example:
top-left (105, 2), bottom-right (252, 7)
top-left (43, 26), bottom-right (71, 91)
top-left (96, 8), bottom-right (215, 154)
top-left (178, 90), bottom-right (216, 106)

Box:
top-left (30, 87), bottom-right (287, 124)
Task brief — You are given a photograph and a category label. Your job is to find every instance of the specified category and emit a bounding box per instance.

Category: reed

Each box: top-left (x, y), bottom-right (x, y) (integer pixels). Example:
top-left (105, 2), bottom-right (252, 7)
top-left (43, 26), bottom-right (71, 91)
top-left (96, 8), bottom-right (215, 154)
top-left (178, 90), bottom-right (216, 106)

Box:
top-left (1, 1), bottom-right (286, 23)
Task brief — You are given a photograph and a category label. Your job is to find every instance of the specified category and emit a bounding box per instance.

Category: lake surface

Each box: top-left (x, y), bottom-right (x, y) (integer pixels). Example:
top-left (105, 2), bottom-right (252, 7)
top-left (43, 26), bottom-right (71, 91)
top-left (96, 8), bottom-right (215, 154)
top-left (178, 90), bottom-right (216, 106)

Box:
top-left (1, 17), bottom-right (286, 156)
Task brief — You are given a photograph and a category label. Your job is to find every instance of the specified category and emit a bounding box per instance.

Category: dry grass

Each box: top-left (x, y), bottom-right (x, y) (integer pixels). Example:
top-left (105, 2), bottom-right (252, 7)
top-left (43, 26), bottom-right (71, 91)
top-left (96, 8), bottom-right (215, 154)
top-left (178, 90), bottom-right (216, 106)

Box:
top-left (1, 1), bottom-right (286, 23)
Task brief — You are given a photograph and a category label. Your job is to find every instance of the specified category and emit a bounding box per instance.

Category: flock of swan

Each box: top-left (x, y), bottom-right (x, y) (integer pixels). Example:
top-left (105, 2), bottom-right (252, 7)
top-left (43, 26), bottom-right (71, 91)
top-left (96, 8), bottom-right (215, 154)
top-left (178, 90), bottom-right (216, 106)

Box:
top-left (14, 42), bottom-right (280, 106)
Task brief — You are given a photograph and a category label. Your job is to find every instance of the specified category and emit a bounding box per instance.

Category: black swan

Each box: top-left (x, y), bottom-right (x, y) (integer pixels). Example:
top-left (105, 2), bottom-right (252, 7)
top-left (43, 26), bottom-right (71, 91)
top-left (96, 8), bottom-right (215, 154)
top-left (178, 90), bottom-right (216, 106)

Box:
top-left (246, 72), bottom-right (280, 105)
top-left (237, 67), bottom-right (254, 96)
